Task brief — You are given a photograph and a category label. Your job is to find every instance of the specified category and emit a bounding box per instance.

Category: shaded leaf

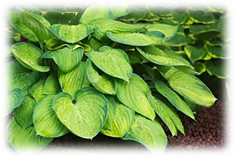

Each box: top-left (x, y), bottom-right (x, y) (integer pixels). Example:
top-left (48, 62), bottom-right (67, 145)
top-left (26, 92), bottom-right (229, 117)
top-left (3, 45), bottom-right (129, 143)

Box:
top-left (7, 89), bottom-right (24, 115)
top-left (42, 72), bottom-right (61, 95)
top-left (14, 95), bottom-right (36, 129)
top-left (86, 59), bottom-right (116, 95)
top-left (184, 45), bottom-right (208, 63)
top-left (33, 95), bottom-right (69, 137)
top-left (7, 117), bottom-right (52, 152)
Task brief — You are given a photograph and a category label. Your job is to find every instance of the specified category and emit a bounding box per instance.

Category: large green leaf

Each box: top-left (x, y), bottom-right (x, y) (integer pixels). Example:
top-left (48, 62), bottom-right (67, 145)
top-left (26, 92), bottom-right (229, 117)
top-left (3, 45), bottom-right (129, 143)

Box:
top-left (7, 88), bottom-right (24, 115)
top-left (137, 46), bottom-right (193, 68)
top-left (7, 11), bottom-right (38, 41)
top-left (28, 79), bottom-right (45, 102)
top-left (42, 47), bottom-right (84, 73)
top-left (18, 10), bottom-right (56, 44)
top-left (89, 19), bottom-right (143, 41)
top-left (11, 43), bottom-right (50, 72)
top-left (205, 43), bottom-right (226, 59)
top-left (14, 95), bottom-right (36, 129)
top-left (49, 24), bottom-right (92, 43)
top-left (86, 59), bottom-right (116, 95)
top-left (106, 31), bottom-right (164, 46)
top-left (53, 87), bottom-right (108, 139)
top-left (33, 95), bottom-right (69, 138)
top-left (58, 61), bottom-right (90, 98)
top-left (148, 94), bottom-right (184, 136)
top-left (115, 74), bottom-right (155, 120)
top-left (79, 5), bottom-right (114, 24)
top-left (153, 79), bottom-right (195, 119)
top-left (165, 67), bottom-right (217, 106)
top-left (86, 46), bottom-right (133, 82)
top-left (8, 60), bottom-right (39, 91)
top-left (101, 96), bottom-right (135, 137)
top-left (123, 115), bottom-right (167, 154)
top-left (7, 117), bottom-right (52, 152)
top-left (205, 60), bottom-right (226, 79)
top-left (110, 6), bottom-right (129, 19)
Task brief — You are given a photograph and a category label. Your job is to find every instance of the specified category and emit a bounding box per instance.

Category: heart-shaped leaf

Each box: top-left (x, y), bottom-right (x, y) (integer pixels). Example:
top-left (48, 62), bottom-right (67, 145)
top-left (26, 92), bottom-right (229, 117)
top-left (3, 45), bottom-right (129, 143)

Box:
top-left (14, 95), bottom-right (36, 129)
top-left (101, 96), bottom-right (135, 137)
top-left (58, 61), bottom-right (90, 98)
top-left (11, 43), bottom-right (50, 72)
top-left (33, 95), bottom-right (69, 138)
top-left (86, 46), bottom-right (133, 82)
top-left (123, 115), bottom-right (167, 154)
top-left (7, 117), bottom-right (52, 152)
top-left (115, 74), bottom-right (155, 120)
top-left (49, 24), bottom-right (92, 43)
top-left (153, 79), bottom-right (195, 120)
top-left (7, 88), bottom-right (24, 115)
top-left (86, 59), bottom-right (116, 95)
top-left (53, 87), bottom-right (108, 139)
top-left (42, 47), bottom-right (84, 73)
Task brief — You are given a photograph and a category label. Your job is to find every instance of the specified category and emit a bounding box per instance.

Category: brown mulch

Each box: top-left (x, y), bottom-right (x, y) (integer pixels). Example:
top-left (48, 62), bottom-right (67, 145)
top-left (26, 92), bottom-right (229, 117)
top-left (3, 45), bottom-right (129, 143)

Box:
top-left (48, 100), bottom-right (226, 151)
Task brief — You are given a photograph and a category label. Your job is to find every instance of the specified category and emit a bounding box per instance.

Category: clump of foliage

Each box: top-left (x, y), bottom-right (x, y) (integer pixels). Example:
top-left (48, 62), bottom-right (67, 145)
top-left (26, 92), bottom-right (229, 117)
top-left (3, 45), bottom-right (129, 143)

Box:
top-left (7, 5), bottom-right (222, 154)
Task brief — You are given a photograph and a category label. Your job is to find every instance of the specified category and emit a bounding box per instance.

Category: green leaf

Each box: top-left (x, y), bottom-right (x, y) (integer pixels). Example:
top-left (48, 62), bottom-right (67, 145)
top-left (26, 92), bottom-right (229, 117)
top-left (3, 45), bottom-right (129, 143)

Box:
top-left (18, 10), bottom-right (56, 44)
top-left (8, 60), bottom-right (39, 91)
top-left (53, 87), bottom-right (108, 139)
top-left (184, 45), bottom-right (208, 63)
top-left (89, 19), bottom-right (143, 41)
top-left (187, 8), bottom-right (215, 24)
top-left (137, 46), bottom-right (193, 68)
top-left (148, 94), bottom-right (184, 136)
top-left (115, 74), bottom-right (155, 120)
top-left (49, 24), bottom-right (92, 43)
top-left (14, 95), bottom-right (36, 129)
top-left (101, 96), bottom-right (135, 137)
top-left (145, 23), bottom-right (178, 41)
top-left (42, 47), bottom-right (84, 73)
top-left (7, 89), bottom-right (24, 114)
top-left (7, 11), bottom-right (38, 41)
top-left (7, 117), bottom-right (52, 152)
top-left (12, 43), bottom-right (50, 72)
top-left (205, 43), bottom-right (226, 59)
top-left (86, 59), bottom-right (116, 95)
top-left (165, 26), bottom-right (187, 46)
top-left (107, 31), bottom-right (164, 46)
top-left (42, 11), bottom-right (78, 25)
top-left (123, 115), bottom-right (167, 154)
top-left (33, 95), bottom-right (69, 138)
top-left (165, 67), bottom-right (217, 106)
top-left (110, 6), bottom-right (129, 19)
top-left (86, 46), bottom-right (133, 82)
top-left (79, 5), bottom-right (114, 24)
top-left (58, 61), bottom-right (90, 98)
top-left (153, 79), bottom-right (195, 119)
top-left (42, 72), bottom-right (61, 95)
top-left (28, 79), bottom-right (45, 102)
top-left (205, 60), bottom-right (227, 79)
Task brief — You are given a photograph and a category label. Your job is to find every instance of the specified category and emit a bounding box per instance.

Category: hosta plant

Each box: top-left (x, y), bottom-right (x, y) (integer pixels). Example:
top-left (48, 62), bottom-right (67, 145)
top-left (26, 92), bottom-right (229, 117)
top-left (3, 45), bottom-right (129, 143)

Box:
top-left (6, 5), bottom-right (218, 154)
